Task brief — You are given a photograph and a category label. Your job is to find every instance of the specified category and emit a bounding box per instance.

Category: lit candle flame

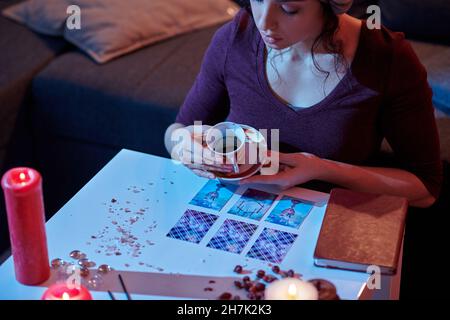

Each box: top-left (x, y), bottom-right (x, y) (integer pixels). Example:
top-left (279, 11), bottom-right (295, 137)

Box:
top-left (62, 292), bottom-right (70, 300)
top-left (288, 283), bottom-right (297, 300)
top-left (18, 172), bottom-right (28, 186)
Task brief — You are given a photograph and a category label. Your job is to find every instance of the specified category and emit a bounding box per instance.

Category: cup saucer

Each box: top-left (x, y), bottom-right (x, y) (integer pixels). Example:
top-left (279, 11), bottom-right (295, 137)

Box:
top-left (215, 162), bottom-right (263, 182)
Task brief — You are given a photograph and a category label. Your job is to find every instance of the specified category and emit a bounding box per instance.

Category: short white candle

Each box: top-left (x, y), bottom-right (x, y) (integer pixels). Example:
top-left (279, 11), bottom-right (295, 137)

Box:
top-left (265, 278), bottom-right (319, 300)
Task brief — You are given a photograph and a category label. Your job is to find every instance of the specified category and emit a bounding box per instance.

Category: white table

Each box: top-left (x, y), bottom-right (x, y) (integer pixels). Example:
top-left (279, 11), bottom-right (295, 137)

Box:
top-left (0, 149), bottom-right (401, 300)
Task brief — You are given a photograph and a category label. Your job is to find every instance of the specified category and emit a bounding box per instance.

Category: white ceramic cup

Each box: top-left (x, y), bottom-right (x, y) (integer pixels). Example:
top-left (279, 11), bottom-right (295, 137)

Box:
top-left (205, 122), bottom-right (246, 173)
top-left (205, 122), bottom-right (267, 175)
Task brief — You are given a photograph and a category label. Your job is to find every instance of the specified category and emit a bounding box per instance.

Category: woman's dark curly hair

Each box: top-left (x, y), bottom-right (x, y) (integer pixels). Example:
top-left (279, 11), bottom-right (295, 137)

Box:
top-left (236, 0), bottom-right (348, 93)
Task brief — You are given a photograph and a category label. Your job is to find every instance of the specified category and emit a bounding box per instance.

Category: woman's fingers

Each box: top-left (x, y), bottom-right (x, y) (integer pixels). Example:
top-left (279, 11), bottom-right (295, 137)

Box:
top-left (239, 152), bottom-right (316, 188)
top-left (240, 174), bottom-right (283, 185)
top-left (202, 150), bottom-right (230, 166)
top-left (239, 169), bottom-right (294, 188)
top-left (262, 151), bottom-right (298, 168)
top-left (239, 174), bottom-right (277, 185)
top-left (278, 152), bottom-right (300, 167)
top-left (186, 163), bottom-right (232, 173)
top-left (181, 147), bottom-right (233, 171)
top-left (192, 169), bottom-right (216, 179)
top-left (183, 154), bottom-right (233, 172)
top-left (240, 155), bottom-right (295, 185)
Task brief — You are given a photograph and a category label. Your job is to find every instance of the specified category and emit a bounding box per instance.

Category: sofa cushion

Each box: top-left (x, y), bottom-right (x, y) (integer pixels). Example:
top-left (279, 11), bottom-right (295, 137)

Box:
top-left (32, 23), bottom-right (222, 157)
top-left (0, 0), bottom-right (69, 256)
top-left (436, 118), bottom-right (450, 163)
top-left (379, 0), bottom-right (450, 45)
top-left (2, 0), bottom-right (68, 36)
top-left (348, 0), bottom-right (379, 18)
top-left (410, 40), bottom-right (450, 114)
top-left (3, 0), bottom-right (238, 63)
top-left (0, 0), bottom-right (68, 166)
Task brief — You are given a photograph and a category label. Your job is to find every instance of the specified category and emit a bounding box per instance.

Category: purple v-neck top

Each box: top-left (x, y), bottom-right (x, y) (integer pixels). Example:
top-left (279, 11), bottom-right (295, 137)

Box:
top-left (176, 9), bottom-right (443, 199)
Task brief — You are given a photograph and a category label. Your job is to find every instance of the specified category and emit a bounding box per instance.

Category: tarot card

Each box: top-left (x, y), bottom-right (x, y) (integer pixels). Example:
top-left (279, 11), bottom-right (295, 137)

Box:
top-left (265, 196), bottom-right (314, 229)
top-left (167, 209), bottom-right (218, 244)
top-left (207, 219), bottom-right (258, 254)
top-left (189, 180), bottom-right (238, 211)
top-left (246, 228), bottom-right (298, 263)
top-left (228, 189), bottom-right (277, 221)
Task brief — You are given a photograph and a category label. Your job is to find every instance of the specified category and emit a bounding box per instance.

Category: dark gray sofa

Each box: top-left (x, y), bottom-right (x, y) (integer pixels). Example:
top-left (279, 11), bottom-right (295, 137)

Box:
top-left (0, 1), bottom-right (226, 224)
top-left (30, 25), bottom-right (223, 219)
top-left (0, 0), bottom-right (70, 253)
top-left (0, 0), bottom-right (68, 168)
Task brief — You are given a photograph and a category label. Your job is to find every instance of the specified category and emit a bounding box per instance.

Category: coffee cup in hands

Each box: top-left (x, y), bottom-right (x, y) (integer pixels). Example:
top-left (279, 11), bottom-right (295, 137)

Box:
top-left (205, 122), bottom-right (268, 179)
top-left (172, 124), bottom-right (234, 179)
top-left (205, 122), bottom-right (246, 175)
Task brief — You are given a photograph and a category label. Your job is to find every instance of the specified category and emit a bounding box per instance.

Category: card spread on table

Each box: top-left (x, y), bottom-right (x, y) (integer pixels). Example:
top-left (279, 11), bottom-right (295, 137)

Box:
top-left (166, 209), bottom-right (218, 244)
top-left (246, 228), bottom-right (298, 263)
top-left (207, 219), bottom-right (258, 254)
top-left (169, 183), bottom-right (307, 263)
top-left (228, 189), bottom-right (277, 221)
top-left (265, 196), bottom-right (314, 229)
top-left (189, 180), bottom-right (238, 211)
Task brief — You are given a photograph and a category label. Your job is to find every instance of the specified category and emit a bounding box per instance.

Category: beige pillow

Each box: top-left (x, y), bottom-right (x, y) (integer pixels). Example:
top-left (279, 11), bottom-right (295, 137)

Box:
top-left (3, 0), bottom-right (239, 63)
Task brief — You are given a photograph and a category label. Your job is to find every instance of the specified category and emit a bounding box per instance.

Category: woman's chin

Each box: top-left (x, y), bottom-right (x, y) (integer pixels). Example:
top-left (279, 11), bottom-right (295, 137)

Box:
top-left (264, 40), bottom-right (288, 50)
top-left (267, 44), bottom-right (280, 49)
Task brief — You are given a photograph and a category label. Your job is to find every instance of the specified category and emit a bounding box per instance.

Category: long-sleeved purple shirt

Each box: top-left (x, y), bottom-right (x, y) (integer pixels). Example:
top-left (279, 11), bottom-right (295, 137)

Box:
top-left (176, 9), bottom-right (443, 199)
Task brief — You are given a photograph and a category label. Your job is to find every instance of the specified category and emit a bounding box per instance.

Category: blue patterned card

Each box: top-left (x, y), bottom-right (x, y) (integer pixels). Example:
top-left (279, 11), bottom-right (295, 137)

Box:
top-left (246, 228), bottom-right (298, 263)
top-left (228, 189), bottom-right (277, 221)
top-left (207, 219), bottom-right (258, 254)
top-left (265, 196), bottom-right (313, 229)
top-left (167, 209), bottom-right (218, 244)
top-left (189, 180), bottom-right (238, 211)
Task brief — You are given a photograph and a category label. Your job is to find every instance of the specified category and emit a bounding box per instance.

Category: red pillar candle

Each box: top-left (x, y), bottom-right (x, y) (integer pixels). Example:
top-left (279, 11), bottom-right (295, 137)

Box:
top-left (1, 167), bottom-right (50, 285)
top-left (41, 283), bottom-right (93, 300)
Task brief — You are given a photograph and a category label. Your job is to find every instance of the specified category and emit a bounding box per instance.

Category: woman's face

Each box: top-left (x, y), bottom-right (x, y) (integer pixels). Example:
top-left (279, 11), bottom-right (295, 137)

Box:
top-left (250, 0), bottom-right (325, 50)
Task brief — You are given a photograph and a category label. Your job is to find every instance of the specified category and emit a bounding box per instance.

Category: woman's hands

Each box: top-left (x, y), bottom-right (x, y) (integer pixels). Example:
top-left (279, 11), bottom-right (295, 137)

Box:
top-left (171, 124), bottom-right (233, 179)
top-left (167, 123), bottom-right (325, 186)
top-left (240, 151), bottom-right (326, 191)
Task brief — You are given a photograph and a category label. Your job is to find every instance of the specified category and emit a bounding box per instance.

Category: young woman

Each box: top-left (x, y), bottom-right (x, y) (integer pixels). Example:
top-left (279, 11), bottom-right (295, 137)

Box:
top-left (164, 0), bottom-right (443, 208)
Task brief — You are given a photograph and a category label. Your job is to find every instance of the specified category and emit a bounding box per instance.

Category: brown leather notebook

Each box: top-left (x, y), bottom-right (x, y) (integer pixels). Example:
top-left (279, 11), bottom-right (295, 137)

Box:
top-left (314, 188), bottom-right (408, 275)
